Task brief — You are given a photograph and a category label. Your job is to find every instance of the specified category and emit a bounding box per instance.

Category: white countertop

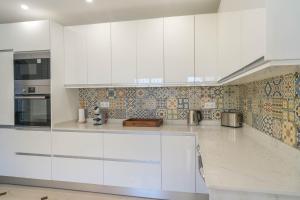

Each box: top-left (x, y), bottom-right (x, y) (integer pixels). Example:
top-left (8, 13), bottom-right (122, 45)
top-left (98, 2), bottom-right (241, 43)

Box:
top-left (53, 120), bottom-right (300, 197)
top-left (53, 120), bottom-right (198, 136)
top-left (196, 121), bottom-right (300, 197)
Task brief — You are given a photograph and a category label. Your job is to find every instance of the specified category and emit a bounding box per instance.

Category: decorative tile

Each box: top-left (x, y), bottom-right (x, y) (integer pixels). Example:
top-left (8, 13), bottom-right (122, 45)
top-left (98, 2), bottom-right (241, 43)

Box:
top-left (202, 109), bottom-right (212, 120)
top-left (178, 109), bottom-right (188, 120)
top-left (272, 98), bottom-right (283, 120)
top-left (282, 73), bottom-right (295, 98)
top-left (156, 109), bottom-right (167, 119)
top-left (295, 73), bottom-right (300, 97)
top-left (298, 127), bottom-right (300, 148)
top-left (294, 98), bottom-right (300, 122)
top-left (167, 110), bottom-right (178, 120)
top-left (107, 89), bottom-right (116, 99)
top-left (178, 98), bottom-right (189, 109)
top-left (271, 77), bottom-right (282, 98)
top-left (144, 97), bottom-right (157, 110)
top-left (166, 97), bottom-right (178, 110)
top-left (262, 99), bottom-right (272, 115)
top-left (264, 81), bottom-right (272, 97)
top-left (262, 115), bottom-right (273, 136)
top-left (282, 121), bottom-right (296, 146)
top-left (272, 119), bottom-right (282, 139)
top-left (212, 110), bottom-right (221, 120)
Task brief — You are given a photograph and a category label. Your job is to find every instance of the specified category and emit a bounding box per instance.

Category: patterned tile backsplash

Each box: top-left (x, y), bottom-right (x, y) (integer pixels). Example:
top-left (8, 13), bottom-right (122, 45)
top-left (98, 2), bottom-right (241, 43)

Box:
top-left (79, 72), bottom-right (300, 151)
top-left (79, 86), bottom-right (241, 121)
top-left (240, 72), bottom-right (300, 150)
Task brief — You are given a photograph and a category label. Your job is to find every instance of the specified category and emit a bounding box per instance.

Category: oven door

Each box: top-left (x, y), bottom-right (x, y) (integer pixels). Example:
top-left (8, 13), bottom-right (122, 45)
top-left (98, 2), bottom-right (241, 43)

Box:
top-left (15, 95), bottom-right (51, 127)
top-left (14, 58), bottom-right (50, 80)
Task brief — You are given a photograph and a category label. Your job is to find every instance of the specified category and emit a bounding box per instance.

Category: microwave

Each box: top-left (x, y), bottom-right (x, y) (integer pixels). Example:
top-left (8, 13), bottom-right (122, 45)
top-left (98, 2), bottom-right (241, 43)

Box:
top-left (14, 52), bottom-right (50, 81)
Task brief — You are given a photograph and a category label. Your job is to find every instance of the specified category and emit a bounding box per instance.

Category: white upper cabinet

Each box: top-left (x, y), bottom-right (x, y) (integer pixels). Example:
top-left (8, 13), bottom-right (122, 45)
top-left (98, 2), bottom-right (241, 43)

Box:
top-left (164, 16), bottom-right (195, 84)
top-left (111, 21), bottom-right (137, 85)
top-left (0, 20), bottom-right (50, 52)
top-left (241, 8), bottom-right (266, 67)
top-left (195, 14), bottom-right (218, 84)
top-left (137, 18), bottom-right (164, 85)
top-left (64, 26), bottom-right (88, 85)
top-left (87, 23), bottom-right (111, 85)
top-left (0, 51), bottom-right (14, 126)
top-left (218, 11), bottom-right (241, 79)
top-left (266, 0), bottom-right (300, 60)
top-left (11, 20), bottom-right (50, 52)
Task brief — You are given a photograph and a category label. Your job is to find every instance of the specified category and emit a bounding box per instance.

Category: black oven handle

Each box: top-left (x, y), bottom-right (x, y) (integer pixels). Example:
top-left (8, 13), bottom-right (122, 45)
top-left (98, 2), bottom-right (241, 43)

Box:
top-left (15, 96), bottom-right (48, 100)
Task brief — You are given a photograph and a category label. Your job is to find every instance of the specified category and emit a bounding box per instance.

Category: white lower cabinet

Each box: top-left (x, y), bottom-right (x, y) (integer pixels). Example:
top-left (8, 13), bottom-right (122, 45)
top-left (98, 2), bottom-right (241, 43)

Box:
top-left (0, 129), bottom-right (16, 177)
top-left (162, 135), bottom-right (196, 193)
top-left (52, 157), bottom-right (103, 184)
top-left (13, 130), bottom-right (51, 180)
top-left (51, 131), bottom-right (104, 184)
top-left (14, 155), bottom-right (51, 180)
top-left (103, 133), bottom-right (160, 162)
top-left (104, 161), bottom-right (161, 190)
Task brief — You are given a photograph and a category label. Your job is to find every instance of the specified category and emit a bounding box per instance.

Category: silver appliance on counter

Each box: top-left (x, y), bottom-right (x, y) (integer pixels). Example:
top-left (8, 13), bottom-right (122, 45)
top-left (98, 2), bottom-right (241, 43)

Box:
top-left (221, 111), bottom-right (243, 128)
top-left (187, 110), bottom-right (203, 126)
top-left (14, 51), bottom-right (51, 127)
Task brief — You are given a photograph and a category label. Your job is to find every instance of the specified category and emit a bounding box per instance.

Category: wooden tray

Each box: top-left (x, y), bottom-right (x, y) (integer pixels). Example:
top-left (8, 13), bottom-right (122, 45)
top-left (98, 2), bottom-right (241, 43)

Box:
top-left (123, 118), bottom-right (163, 127)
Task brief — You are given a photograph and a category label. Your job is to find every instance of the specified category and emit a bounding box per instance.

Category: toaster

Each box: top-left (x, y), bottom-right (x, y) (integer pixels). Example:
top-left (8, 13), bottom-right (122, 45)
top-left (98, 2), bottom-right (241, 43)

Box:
top-left (221, 111), bottom-right (243, 128)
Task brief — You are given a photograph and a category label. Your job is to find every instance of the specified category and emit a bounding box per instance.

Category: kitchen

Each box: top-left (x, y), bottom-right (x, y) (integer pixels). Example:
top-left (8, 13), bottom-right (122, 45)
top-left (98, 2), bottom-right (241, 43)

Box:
top-left (0, 0), bottom-right (300, 200)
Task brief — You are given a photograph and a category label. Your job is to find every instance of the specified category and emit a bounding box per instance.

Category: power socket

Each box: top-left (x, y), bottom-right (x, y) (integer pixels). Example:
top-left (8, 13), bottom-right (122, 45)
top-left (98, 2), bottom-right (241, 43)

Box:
top-left (204, 102), bottom-right (216, 109)
top-left (100, 101), bottom-right (110, 108)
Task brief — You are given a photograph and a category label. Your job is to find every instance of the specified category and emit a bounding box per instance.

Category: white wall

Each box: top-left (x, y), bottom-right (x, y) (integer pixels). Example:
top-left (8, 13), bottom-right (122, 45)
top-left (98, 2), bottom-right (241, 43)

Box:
top-left (50, 21), bottom-right (78, 125)
top-left (218, 0), bottom-right (266, 12)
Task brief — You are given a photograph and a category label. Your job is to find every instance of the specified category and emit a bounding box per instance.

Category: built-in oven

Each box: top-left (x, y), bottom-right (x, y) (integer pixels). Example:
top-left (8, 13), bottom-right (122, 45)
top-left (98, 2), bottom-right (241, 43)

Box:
top-left (14, 52), bottom-right (51, 127)
top-left (15, 93), bottom-right (51, 127)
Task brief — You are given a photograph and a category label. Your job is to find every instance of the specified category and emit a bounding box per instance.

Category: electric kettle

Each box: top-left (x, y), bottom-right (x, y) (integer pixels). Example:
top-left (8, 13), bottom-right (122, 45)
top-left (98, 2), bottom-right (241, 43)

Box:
top-left (187, 110), bottom-right (203, 126)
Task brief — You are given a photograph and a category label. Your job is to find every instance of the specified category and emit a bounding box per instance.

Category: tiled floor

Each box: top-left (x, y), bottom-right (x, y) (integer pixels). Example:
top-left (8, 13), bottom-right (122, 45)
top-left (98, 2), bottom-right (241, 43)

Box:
top-left (0, 185), bottom-right (153, 200)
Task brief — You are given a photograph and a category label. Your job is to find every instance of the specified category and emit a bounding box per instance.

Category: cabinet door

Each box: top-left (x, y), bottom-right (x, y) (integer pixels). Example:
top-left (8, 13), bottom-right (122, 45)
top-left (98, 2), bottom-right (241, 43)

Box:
top-left (104, 161), bottom-right (161, 190)
top-left (64, 26), bottom-right (87, 85)
top-left (87, 23), bottom-right (112, 85)
top-left (218, 11), bottom-right (241, 79)
top-left (241, 8), bottom-right (266, 67)
top-left (14, 130), bottom-right (51, 154)
top-left (111, 21), bottom-right (137, 85)
top-left (0, 51), bottom-right (14, 126)
top-left (195, 14), bottom-right (218, 84)
top-left (11, 20), bottom-right (50, 52)
top-left (13, 130), bottom-right (51, 180)
top-left (137, 18), bottom-right (164, 85)
top-left (104, 133), bottom-right (160, 162)
top-left (52, 157), bottom-right (103, 184)
top-left (52, 131), bottom-right (103, 157)
top-left (164, 16), bottom-right (195, 84)
top-left (0, 129), bottom-right (16, 177)
top-left (0, 24), bottom-right (13, 50)
top-left (162, 135), bottom-right (196, 193)
top-left (14, 155), bottom-right (52, 180)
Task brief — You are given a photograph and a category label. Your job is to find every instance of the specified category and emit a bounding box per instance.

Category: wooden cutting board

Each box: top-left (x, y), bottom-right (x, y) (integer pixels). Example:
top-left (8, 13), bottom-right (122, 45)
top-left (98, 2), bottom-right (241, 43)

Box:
top-left (123, 118), bottom-right (163, 127)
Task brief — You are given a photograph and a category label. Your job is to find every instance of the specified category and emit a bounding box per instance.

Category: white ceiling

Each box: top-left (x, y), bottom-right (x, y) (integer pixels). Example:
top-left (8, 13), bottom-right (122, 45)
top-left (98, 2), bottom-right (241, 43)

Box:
top-left (0, 0), bottom-right (220, 25)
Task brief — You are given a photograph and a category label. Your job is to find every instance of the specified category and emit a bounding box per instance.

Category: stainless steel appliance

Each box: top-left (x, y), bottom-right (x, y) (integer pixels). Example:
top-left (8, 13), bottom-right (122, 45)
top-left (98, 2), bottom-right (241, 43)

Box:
top-left (221, 111), bottom-right (243, 128)
top-left (187, 110), bottom-right (203, 126)
top-left (14, 52), bottom-right (51, 127)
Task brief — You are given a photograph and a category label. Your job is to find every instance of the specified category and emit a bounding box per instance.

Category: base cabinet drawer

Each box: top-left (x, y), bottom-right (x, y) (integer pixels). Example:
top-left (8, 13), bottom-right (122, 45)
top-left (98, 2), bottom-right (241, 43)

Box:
top-left (52, 157), bottom-right (103, 185)
top-left (103, 161), bottom-right (161, 190)
top-left (14, 155), bottom-right (51, 180)
top-left (104, 133), bottom-right (160, 161)
top-left (52, 132), bottom-right (103, 157)
top-left (14, 130), bottom-right (51, 154)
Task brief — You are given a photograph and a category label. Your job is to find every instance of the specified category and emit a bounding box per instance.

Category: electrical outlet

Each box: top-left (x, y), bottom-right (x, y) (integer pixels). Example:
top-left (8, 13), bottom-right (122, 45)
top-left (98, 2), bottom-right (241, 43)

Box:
top-left (204, 102), bottom-right (216, 109)
top-left (100, 101), bottom-right (109, 108)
